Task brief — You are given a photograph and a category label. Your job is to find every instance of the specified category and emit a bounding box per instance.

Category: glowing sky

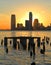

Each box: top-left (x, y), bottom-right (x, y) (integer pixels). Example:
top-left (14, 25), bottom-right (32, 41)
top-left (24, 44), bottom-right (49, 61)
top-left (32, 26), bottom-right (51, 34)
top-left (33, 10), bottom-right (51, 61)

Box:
top-left (0, 0), bottom-right (51, 29)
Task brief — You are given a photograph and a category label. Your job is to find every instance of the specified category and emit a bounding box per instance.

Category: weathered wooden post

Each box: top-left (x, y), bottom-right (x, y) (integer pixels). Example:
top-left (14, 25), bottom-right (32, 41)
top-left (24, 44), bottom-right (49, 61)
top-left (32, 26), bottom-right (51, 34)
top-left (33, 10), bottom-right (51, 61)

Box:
top-left (40, 40), bottom-right (45, 54)
top-left (28, 38), bottom-right (34, 50)
top-left (30, 51), bottom-right (32, 58)
top-left (13, 38), bottom-right (17, 50)
top-left (37, 37), bottom-right (40, 47)
top-left (4, 37), bottom-right (8, 48)
top-left (43, 41), bottom-right (45, 54)
top-left (33, 43), bottom-right (35, 56)
top-left (20, 37), bottom-right (27, 50)
top-left (6, 47), bottom-right (8, 54)
top-left (1, 39), bottom-right (3, 46)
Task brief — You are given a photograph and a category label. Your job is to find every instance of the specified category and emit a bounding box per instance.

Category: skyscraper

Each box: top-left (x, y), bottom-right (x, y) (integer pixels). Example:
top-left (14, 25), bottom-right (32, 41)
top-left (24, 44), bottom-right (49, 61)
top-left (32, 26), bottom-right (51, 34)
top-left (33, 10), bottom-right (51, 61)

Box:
top-left (29, 12), bottom-right (32, 22)
top-left (25, 20), bottom-right (31, 30)
top-left (29, 12), bottom-right (32, 29)
top-left (33, 19), bottom-right (39, 29)
top-left (11, 14), bottom-right (16, 30)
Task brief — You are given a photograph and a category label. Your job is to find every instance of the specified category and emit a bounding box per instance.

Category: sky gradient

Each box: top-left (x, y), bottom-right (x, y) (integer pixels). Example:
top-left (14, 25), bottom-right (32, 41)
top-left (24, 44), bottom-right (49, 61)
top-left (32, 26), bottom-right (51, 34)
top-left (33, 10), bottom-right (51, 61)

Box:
top-left (0, 0), bottom-right (51, 29)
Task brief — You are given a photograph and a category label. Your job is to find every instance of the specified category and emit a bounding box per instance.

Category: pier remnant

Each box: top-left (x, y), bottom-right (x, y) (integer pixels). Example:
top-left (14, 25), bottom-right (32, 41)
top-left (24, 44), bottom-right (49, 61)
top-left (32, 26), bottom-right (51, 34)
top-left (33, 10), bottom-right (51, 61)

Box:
top-left (6, 47), bottom-right (8, 54)
top-left (4, 37), bottom-right (8, 48)
top-left (33, 43), bottom-right (35, 56)
top-left (4, 36), bottom-right (41, 51)
top-left (20, 38), bottom-right (27, 50)
top-left (1, 39), bottom-right (3, 46)
top-left (37, 38), bottom-right (40, 47)
top-left (40, 40), bottom-right (45, 54)
top-left (28, 38), bottom-right (34, 50)
top-left (30, 51), bottom-right (32, 58)
top-left (13, 38), bottom-right (17, 49)
top-left (46, 37), bottom-right (50, 44)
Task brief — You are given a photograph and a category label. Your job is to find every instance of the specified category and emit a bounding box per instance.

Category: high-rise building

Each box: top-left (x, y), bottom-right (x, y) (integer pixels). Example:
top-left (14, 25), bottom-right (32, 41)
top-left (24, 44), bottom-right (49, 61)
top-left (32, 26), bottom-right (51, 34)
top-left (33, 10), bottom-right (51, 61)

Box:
top-left (29, 12), bottom-right (32, 22)
top-left (33, 19), bottom-right (39, 29)
top-left (29, 12), bottom-right (32, 29)
top-left (25, 20), bottom-right (31, 30)
top-left (11, 14), bottom-right (16, 30)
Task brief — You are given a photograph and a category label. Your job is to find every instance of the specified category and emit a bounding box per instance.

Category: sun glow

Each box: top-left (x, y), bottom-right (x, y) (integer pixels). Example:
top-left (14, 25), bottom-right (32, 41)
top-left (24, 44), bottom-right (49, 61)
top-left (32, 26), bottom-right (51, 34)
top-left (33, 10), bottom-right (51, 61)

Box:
top-left (16, 12), bottom-right (29, 26)
top-left (33, 13), bottom-right (43, 23)
top-left (17, 12), bottom-right (44, 27)
top-left (15, 5), bottom-right (50, 27)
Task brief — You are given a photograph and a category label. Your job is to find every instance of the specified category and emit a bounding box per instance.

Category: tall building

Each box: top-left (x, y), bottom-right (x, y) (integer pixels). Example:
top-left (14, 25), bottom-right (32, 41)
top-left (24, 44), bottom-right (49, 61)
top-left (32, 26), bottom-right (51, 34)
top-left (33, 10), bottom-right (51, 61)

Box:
top-left (29, 12), bottom-right (32, 29)
top-left (33, 19), bottom-right (39, 29)
top-left (25, 20), bottom-right (30, 30)
top-left (11, 14), bottom-right (16, 30)
top-left (29, 12), bottom-right (32, 22)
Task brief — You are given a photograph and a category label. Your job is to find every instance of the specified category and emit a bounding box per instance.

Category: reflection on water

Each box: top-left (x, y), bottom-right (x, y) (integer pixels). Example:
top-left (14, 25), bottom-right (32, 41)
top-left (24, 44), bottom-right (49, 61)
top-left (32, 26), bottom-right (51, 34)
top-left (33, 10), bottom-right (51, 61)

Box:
top-left (0, 31), bottom-right (51, 65)
top-left (0, 31), bottom-right (51, 38)
top-left (11, 31), bottom-right (16, 37)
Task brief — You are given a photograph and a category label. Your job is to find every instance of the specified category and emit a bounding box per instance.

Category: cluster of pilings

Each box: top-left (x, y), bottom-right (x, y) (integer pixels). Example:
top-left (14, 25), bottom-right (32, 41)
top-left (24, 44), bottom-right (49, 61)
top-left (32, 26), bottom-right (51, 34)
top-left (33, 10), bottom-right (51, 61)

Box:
top-left (1, 36), bottom-right (51, 54)
top-left (40, 36), bottom-right (51, 54)
top-left (0, 36), bottom-right (51, 65)
top-left (4, 37), bottom-right (41, 50)
top-left (30, 36), bottom-right (50, 65)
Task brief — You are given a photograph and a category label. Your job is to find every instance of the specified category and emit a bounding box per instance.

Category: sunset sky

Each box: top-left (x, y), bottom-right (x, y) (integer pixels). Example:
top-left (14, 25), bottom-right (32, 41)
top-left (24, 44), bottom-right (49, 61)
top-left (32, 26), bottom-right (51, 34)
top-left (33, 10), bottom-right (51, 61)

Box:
top-left (0, 0), bottom-right (51, 29)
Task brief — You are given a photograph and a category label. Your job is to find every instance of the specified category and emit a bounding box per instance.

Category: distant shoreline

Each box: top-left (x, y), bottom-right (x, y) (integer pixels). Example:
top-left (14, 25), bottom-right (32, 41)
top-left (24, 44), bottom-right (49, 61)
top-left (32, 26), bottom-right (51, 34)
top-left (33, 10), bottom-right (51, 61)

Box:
top-left (0, 30), bottom-right (51, 31)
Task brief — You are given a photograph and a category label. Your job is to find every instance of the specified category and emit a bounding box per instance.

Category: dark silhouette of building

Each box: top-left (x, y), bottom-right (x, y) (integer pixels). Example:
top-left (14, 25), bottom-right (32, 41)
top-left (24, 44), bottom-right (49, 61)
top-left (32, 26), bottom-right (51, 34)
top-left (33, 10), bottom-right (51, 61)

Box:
top-left (10, 12), bottom-right (51, 31)
top-left (17, 23), bottom-right (24, 30)
top-left (25, 12), bottom-right (33, 30)
top-left (29, 12), bottom-right (33, 30)
top-left (33, 19), bottom-right (39, 30)
top-left (17, 23), bottom-right (23, 28)
top-left (11, 14), bottom-right (16, 30)
top-left (25, 20), bottom-right (31, 30)
top-left (29, 12), bottom-right (32, 22)
top-left (40, 23), bottom-right (45, 30)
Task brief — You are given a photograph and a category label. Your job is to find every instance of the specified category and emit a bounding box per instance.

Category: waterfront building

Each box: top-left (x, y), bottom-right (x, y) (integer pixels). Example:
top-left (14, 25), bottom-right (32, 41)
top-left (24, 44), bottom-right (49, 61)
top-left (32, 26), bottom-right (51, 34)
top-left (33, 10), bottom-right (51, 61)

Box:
top-left (29, 12), bottom-right (33, 30)
top-left (11, 14), bottom-right (16, 30)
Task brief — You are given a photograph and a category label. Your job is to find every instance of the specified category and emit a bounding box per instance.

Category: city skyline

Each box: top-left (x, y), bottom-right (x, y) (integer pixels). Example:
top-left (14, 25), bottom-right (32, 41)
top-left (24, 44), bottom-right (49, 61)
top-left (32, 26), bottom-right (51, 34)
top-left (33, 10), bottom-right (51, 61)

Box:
top-left (11, 12), bottom-right (51, 31)
top-left (11, 12), bottom-right (33, 30)
top-left (0, 0), bottom-right (51, 29)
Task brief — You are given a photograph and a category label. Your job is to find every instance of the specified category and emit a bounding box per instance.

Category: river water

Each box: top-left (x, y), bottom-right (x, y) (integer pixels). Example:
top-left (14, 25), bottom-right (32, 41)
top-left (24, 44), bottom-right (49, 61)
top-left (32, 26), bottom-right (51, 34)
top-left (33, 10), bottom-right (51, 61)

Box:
top-left (0, 31), bottom-right (51, 65)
